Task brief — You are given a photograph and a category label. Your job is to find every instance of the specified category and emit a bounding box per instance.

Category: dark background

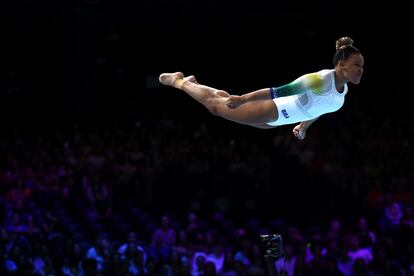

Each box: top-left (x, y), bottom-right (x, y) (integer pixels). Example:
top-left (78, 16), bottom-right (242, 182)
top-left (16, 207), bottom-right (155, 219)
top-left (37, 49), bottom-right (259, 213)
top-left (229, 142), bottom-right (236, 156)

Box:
top-left (2, 0), bottom-right (411, 125)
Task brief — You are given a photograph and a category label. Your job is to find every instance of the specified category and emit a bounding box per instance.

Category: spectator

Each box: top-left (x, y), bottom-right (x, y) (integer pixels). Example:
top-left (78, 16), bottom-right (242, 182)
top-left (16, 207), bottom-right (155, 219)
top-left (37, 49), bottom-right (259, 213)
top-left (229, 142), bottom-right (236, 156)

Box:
top-left (149, 215), bottom-right (176, 262)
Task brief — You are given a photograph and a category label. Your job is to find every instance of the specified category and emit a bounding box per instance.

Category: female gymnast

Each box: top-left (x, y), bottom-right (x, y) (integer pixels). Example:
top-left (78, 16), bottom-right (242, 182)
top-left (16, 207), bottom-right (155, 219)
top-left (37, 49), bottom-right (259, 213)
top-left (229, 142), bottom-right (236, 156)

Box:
top-left (159, 37), bottom-right (364, 140)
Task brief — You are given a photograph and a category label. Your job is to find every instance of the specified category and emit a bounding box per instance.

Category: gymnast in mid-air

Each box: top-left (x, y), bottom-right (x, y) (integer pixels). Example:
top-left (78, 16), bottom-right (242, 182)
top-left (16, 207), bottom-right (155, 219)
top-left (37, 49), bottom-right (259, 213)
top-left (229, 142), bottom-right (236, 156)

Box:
top-left (159, 37), bottom-right (364, 140)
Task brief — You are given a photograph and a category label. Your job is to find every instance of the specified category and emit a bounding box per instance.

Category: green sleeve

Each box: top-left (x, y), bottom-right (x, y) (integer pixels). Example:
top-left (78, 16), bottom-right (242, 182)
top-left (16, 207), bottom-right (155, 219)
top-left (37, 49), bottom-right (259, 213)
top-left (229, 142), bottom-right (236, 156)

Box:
top-left (270, 72), bottom-right (325, 98)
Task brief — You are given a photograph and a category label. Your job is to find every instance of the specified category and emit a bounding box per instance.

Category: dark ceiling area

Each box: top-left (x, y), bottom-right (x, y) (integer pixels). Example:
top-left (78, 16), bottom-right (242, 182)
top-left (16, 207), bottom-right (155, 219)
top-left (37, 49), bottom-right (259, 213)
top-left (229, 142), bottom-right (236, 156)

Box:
top-left (2, 0), bottom-right (410, 124)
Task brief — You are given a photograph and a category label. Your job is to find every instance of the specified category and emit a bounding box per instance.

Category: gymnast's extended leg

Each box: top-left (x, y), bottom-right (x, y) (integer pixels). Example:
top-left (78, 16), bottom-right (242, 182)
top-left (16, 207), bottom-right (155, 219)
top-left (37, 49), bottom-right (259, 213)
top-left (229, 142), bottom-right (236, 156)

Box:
top-left (159, 72), bottom-right (278, 126)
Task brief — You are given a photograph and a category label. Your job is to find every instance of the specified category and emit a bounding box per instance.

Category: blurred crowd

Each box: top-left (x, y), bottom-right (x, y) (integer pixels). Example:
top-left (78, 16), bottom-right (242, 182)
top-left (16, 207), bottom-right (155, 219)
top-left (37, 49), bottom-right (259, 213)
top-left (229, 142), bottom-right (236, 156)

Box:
top-left (1, 100), bottom-right (414, 275)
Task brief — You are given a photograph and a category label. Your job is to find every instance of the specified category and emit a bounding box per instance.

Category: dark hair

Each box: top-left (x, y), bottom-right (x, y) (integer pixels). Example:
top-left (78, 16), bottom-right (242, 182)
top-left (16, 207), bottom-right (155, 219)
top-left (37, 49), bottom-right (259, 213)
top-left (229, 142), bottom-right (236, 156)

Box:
top-left (332, 37), bottom-right (361, 66)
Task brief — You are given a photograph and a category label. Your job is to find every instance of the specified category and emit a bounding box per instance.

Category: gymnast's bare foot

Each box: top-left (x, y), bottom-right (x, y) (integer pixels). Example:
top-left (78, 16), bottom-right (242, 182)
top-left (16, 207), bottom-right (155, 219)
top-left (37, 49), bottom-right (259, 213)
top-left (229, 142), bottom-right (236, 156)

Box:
top-left (159, 72), bottom-right (184, 88)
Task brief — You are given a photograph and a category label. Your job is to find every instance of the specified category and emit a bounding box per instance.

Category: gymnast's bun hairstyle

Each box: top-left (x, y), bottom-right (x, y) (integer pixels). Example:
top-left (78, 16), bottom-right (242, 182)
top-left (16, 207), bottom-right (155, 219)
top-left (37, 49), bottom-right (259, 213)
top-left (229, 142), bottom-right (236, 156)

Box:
top-left (333, 36), bottom-right (361, 65)
top-left (336, 37), bottom-right (354, 51)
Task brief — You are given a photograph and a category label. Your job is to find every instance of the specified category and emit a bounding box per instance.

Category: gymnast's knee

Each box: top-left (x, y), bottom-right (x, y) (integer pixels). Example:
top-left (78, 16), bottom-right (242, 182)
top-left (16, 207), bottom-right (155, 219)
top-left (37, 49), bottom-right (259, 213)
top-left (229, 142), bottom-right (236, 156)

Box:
top-left (214, 90), bottom-right (230, 98)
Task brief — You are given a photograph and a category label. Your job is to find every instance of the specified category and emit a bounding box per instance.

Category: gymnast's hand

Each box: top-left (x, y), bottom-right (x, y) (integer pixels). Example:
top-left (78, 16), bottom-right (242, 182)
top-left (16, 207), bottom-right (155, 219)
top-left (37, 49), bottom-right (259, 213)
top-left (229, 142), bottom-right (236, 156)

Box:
top-left (293, 124), bottom-right (306, 140)
top-left (225, 95), bottom-right (245, 109)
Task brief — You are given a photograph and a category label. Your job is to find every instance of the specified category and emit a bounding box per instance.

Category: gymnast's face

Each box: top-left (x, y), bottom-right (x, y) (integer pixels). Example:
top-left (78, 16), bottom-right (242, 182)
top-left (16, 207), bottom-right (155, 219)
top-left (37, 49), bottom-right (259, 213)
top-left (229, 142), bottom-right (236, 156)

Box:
top-left (341, 53), bottom-right (364, 84)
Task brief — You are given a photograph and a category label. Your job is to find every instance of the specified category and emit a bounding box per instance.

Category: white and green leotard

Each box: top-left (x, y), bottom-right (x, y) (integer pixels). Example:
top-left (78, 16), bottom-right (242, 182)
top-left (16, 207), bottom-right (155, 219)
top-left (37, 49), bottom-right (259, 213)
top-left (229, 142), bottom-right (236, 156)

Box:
top-left (267, 69), bottom-right (348, 126)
